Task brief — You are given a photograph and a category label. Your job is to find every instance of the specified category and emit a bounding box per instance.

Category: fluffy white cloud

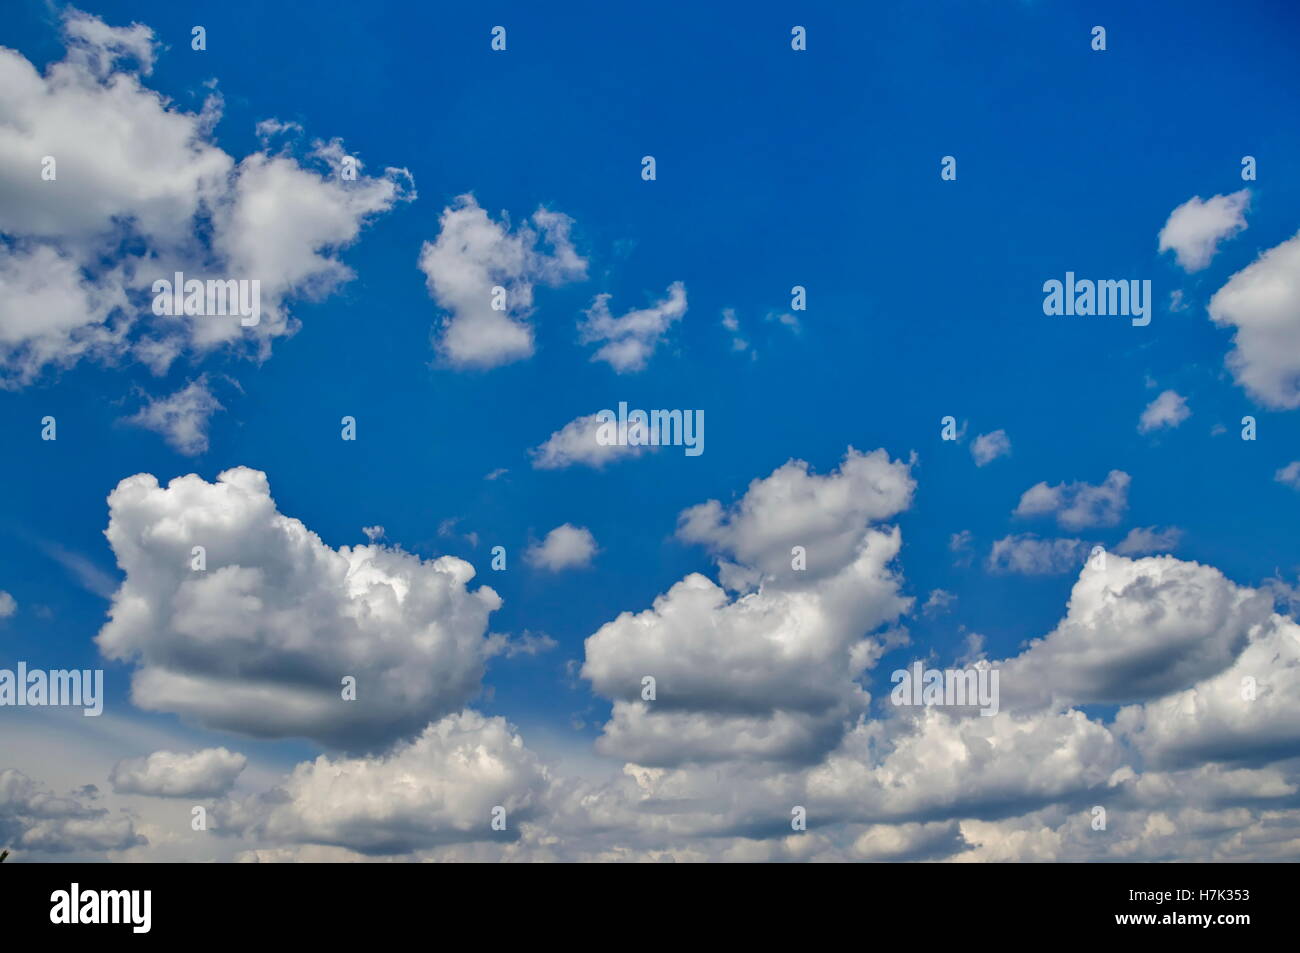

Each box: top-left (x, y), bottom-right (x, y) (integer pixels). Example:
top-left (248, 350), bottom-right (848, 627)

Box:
top-left (568, 549), bottom-right (1300, 856)
top-left (526, 524), bottom-right (597, 571)
top-left (0, 244), bottom-right (131, 387)
top-left (676, 447), bottom-right (915, 586)
top-left (1208, 231), bottom-right (1300, 409)
top-left (809, 708), bottom-right (1125, 824)
top-left (583, 448), bottom-right (914, 765)
top-left (9, 536), bottom-right (1293, 862)
top-left (1115, 611), bottom-right (1300, 770)
top-left (110, 747), bottom-right (246, 798)
top-left (122, 377), bottom-right (223, 455)
top-left (998, 554), bottom-right (1272, 709)
top-left (1014, 470), bottom-right (1130, 530)
top-left (0, 590), bottom-right (14, 618)
top-left (97, 467), bottom-right (504, 749)
top-left (1114, 525), bottom-right (1182, 555)
top-left (529, 412), bottom-right (651, 470)
top-left (419, 195), bottom-right (586, 368)
top-left (970, 429), bottom-right (1011, 466)
top-left (217, 711), bottom-right (548, 854)
top-left (1158, 190), bottom-right (1249, 272)
top-left (1138, 389), bottom-right (1190, 433)
top-left (0, 12), bottom-right (411, 389)
top-left (987, 534), bottom-right (1090, 575)
top-left (580, 281), bottom-right (686, 372)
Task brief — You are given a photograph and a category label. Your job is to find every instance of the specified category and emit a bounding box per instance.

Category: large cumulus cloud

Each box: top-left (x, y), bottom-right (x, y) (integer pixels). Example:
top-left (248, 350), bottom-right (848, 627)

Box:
top-left (97, 467), bottom-right (504, 749)
top-left (582, 447), bottom-right (915, 767)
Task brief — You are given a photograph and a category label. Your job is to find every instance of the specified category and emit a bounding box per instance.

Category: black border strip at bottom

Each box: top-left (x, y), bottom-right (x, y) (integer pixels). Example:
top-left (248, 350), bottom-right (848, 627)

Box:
top-left (3, 862), bottom-right (1283, 939)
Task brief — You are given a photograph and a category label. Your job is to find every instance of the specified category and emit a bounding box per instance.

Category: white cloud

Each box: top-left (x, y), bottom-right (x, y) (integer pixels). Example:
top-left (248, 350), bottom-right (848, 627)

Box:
top-left (1013, 470), bottom-right (1130, 530)
top-left (767, 310), bottom-right (800, 332)
top-left (809, 707), bottom-right (1124, 825)
top-left (1208, 231), bottom-right (1300, 409)
top-left (501, 631), bottom-right (557, 658)
top-left (123, 377), bottom-right (223, 455)
top-left (970, 429), bottom-right (1011, 466)
top-left (922, 589), bottom-right (956, 617)
top-left (61, 12), bottom-right (156, 76)
top-left (987, 534), bottom-right (1090, 575)
top-left (721, 307), bottom-right (750, 353)
top-left (97, 467), bottom-right (504, 749)
top-left (1114, 525), bottom-right (1183, 555)
top-left (583, 449), bottom-right (914, 766)
top-left (1276, 461), bottom-right (1300, 490)
top-left (677, 447), bottom-right (915, 587)
top-left (1115, 610), bottom-right (1300, 770)
top-left (10, 535), bottom-right (1300, 861)
top-left (529, 412), bottom-right (651, 470)
top-left (419, 196), bottom-right (586, 368)
top-left (998, 554), bottom-right (1271, 709)
top-left (217, 711), bottom-right (548, 854)
top-left (526, 524), bottom-right (597, 572)
top-left (1158, 190), bottom-right (1249, 272)
top-left (580, 281), bottom-right (686, 372)
top-left (1138, 389), bottom-right (1190, 433)
top-left (110, 748), bottom-right (246, 797)
top-left (207, 139), bottom-right (413, 352)
top-left (0, 13), bottom-right (412, 389)
top-left (0, 590), bottom-right (14, 618)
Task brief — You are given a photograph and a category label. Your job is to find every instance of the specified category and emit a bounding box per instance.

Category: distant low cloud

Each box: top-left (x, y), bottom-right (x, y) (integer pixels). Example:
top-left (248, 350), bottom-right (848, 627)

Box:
top-left (216, 711), bottom-right (548, 854)
top-left (110, 748), bottom-right (247, 798)
top-left (0, 768), bottom-right (144, 855)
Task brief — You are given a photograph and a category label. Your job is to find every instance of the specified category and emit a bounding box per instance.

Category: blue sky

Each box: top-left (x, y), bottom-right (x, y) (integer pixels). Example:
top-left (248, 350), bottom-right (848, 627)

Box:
top-left (2, 1), bottom-right (1300, 862)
